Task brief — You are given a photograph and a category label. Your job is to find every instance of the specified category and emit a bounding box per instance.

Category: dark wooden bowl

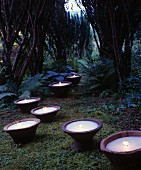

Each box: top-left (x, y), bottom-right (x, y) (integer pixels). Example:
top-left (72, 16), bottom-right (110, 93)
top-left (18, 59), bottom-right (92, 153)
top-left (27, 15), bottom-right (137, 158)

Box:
top-left (100, 130), bottom-right (141, 170)
top-left (49, 81), bottom-right (72, 98)
top-left (66, 74), bottom-right (82, 85)
top-left (62, 118), bottom-right (103, 151)
top-left (31, 106), bottom-right (60, 122)
top-left (4, 118), bottom-right (40, 144)
top-left (14, 97), bottom-right (41, 113)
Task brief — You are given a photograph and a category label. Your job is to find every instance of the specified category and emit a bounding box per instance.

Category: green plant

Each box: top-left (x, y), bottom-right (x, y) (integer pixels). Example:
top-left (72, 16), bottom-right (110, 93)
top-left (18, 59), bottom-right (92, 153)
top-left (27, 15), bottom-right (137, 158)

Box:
top-left (80, 58), bottom-right (115, 93)
top-left (19, 74), bottom-right (49, 97)
top-left (19, 67), bottom-right (78, 97)
top-left (0, 80), bottom-right (17, 101)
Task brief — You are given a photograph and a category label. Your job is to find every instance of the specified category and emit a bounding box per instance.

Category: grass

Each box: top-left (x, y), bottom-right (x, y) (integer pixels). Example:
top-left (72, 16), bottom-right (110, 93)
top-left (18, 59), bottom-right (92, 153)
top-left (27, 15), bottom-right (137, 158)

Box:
top-left (0, 90), bottom-right (140, 170)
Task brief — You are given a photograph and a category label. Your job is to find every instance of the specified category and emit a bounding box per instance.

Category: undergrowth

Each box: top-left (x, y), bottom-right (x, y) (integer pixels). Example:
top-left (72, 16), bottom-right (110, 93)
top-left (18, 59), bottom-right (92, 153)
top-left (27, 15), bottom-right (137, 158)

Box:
top-left (1, 93), bottom-right (141, 170)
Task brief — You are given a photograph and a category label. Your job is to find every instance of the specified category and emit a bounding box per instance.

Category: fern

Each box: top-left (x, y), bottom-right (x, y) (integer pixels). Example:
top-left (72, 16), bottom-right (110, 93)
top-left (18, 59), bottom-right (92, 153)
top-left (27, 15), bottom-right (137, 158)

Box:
top-left (0, 85), bottom-right (7, 92)
top-left (80, 58), bottom-right (115, 92)
top-left (0, 93), bottom-right (16, 100)
top-left (20, 74), bottom-right (44, 94)
top-left (0, 81), bottom-right (17, 100)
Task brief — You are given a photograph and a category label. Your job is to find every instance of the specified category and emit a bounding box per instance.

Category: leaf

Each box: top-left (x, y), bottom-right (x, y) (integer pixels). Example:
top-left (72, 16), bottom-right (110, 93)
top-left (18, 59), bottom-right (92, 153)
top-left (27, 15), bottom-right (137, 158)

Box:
top-left (125, 97), bottom-right (132, 106)
top-left (0, 93), bottom-right (16, 100)
top-left (90, 84), bottom-right (99, 90)
top-left (55, 76), bottom-right (64, 81)
top-left (19, 91), bottom-right (31, 99)
top-left (128, 103), bottom-right (137, 108)
top-left (0, 85), bottom-right (7, 93)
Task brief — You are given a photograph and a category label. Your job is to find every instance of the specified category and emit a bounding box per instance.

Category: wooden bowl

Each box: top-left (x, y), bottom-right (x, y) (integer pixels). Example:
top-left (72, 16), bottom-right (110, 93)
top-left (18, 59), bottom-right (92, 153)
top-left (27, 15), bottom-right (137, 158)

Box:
top-left (66, 74), bottom-right (82, 85)
top-left (4, 118), bottom-right (40, 144)
top-left (62, 118), bottom-right (103, 151)
top-left (100, 130), bottom-right (141, 170)
top-left (49, 81), bottom-right (72, 98)
top-left (31, 106), bottom-right (60, 122)
top-left (14, 97), bottom-right (41, 113)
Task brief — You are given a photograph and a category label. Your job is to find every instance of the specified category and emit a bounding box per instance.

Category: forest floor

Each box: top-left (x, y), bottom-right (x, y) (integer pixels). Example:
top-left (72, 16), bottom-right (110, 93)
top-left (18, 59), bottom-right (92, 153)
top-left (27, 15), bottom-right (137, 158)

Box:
top-left (0, 89), bottom-right (141, 170)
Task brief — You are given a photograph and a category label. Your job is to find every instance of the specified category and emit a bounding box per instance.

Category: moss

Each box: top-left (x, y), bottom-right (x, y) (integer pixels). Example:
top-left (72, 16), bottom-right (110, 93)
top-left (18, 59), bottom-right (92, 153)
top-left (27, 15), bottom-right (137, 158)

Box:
top-left (0, 96), bottom-right (116, 170)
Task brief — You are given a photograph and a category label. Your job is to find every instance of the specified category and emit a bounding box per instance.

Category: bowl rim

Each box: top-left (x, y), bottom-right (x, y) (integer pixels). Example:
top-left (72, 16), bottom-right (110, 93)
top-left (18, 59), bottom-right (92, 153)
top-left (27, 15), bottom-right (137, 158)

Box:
top-left (31, 105), bottom-right (61, 115)
top-left (62, 118), bottom-right (103, 134)
top-left (14, 97), bottom-right (41, 105)
top-left (66, 74), bottom-right (82, 78)
top-left (100, 130), bottom-right (141, 154)
top-left (3, 118), bottom-right (41, 131)
top-left (49, 81), bottom-right (72, 87)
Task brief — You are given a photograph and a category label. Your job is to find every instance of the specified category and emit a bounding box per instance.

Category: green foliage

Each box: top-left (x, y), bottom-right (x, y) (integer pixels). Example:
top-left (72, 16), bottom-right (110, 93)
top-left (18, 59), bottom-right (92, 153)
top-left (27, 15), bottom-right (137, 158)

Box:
top-left (1, 91), bottom-right (141, 169)
top-left (121, 76), bottom-right (141, 108)
top-left (0, 80), bottom-right (17, 101)
top-left (0, 93), bottom-right (16, 100)
top-left (19, 74), bottom-right (49, 97)
top-left (19, 67), bottom-right (78, 97)
top-left (80, 57), bottom-right (115, 93)
top-left (0, 96), bottom-right (115, 170)
top-left (18, 91), bottom-right (31, 99)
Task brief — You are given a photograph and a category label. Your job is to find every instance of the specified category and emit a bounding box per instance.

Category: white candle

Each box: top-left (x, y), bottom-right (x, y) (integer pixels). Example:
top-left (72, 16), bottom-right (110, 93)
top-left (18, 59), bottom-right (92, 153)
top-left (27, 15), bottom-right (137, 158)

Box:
top-left (66, 121), bottom-right (99, 132)
top-left (69, 75), bottom-right (79, 78)
top-left (17, 99), bottom-right (37, 104)
top-left (34, 107), bottom-right (58, 114)
top-left (8, 121), bottom-right (36, 130)
top-left (106, 136), bottom-right (141, 152)
top-left (52, 82), bottom-right (70, 87)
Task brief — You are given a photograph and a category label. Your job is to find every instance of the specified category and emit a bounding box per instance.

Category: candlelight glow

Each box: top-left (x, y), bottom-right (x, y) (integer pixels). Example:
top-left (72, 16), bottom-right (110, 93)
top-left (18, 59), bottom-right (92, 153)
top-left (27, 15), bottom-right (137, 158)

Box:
top-left (79, 124), bottom-right (83, 128)
top-left (123, 141), bottom-right (129, 146)
top-left (59, 82), bottom-right (62, 85)
top-left (16, 122), bottom-right (22, 127)
top-left (43, 107), bottom-right (48, 111)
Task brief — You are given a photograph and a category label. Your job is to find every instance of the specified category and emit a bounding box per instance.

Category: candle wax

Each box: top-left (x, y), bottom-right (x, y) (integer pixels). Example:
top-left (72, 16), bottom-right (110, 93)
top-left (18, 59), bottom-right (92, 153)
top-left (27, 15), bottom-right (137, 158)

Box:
top-left (69, 75), bottom-right (79, 78)
top-left (66, 121), bottom-right (99, 132)
top-left (52, 82), bottom-right (70, 87)
top-left (34, 107), bottom-right (57, 114)
top-left (106, 136), bottom-right (141, 152)
top-left (17, 99), bottom-right (36, 104)
top-left (8, 121), bottom-right (36, 130)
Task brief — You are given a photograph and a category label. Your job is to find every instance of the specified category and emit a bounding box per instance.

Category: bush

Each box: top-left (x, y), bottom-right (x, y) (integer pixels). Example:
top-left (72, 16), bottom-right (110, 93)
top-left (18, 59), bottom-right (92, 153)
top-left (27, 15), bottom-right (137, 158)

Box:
top-left (80, 57), bottom-right (116, 93)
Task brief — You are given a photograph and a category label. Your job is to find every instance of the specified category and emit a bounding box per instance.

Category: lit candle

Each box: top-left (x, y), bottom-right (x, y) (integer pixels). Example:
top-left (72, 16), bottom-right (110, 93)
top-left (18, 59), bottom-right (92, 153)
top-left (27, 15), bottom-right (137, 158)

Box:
top-left (52, 82), bottom-right (70, 87)
top-left (69, 75), bottom-right (79, 78)
top-left (33, 106), bottom-right (58, 114)
top-left (106, 136), bottom-right (141, 152)
top-left (17, 98), bottom-right (37, 104)
top-left (66, 120), bottom-right (99, 132)
top-left (8, 121), bottom-right (37, 130)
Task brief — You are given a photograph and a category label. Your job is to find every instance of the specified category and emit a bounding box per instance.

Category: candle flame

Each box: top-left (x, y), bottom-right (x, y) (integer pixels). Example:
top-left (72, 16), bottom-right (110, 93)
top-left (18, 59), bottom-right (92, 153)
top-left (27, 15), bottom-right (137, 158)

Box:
top-left (59, 82), bottom-right (62, 85)
top-left (43, 107), bottom-right (48, 111)
top-left (123, 141), bottom-right (129, 146)
top-left (79, 124), bottom-right (83, 128)
top-left (16, 122), bottom-right (22, 127)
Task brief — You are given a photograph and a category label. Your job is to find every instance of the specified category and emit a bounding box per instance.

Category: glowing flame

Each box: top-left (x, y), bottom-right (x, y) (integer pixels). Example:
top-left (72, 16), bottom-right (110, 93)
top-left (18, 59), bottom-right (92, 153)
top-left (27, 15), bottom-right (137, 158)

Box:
top-left (43, 107), bottom-right (48, 111)
top-left (59, 82), bottom-right (62, 85)
top-left (123, 141), bottom-right (129, 146)
top-left (79, 124), bottom-right (83, 128)
top-left (16, 122), bottom-right (23, 127)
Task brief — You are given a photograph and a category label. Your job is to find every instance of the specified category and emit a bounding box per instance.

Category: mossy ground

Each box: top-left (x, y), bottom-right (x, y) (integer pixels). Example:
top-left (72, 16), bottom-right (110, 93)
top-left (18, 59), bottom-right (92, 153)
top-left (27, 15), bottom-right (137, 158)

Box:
top-left (0, 91), bottom-right (140, 170)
